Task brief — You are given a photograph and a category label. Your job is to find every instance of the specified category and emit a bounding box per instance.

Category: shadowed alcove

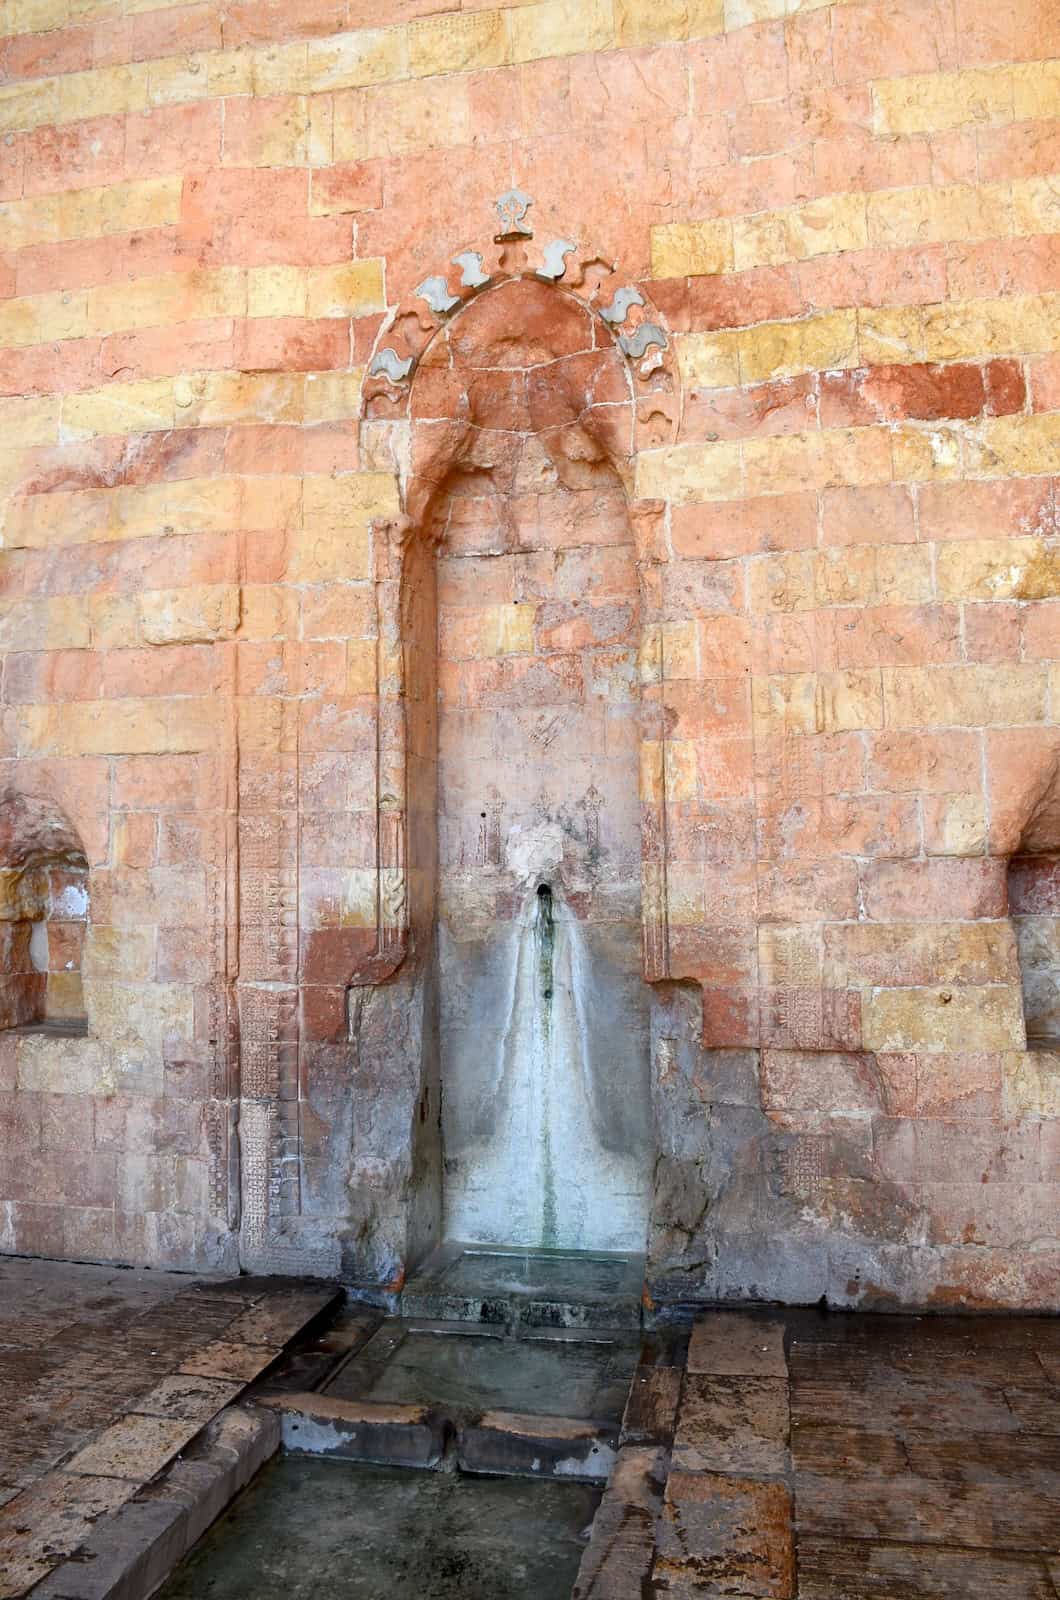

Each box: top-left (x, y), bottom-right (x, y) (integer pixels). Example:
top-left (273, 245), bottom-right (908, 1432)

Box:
top-left (403, 277), bottom-right (653, 1252)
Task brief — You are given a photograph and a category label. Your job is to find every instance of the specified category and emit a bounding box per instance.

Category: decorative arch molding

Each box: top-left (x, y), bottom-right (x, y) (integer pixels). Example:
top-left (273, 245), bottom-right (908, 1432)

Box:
top-left (348, 193), bottom-right (683, 1004)
top-left (361, 188), bottom-right (681, 448)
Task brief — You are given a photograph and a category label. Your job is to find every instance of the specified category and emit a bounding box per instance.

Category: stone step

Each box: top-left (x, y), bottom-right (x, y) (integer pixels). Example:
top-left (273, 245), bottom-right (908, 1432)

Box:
top-left (400, 1241), bottom-right (646, 1331)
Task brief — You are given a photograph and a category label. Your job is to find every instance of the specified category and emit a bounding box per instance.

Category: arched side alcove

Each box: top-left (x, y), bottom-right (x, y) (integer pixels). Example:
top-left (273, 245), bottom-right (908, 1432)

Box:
top-left (0, 788), bottom-right (89, 1035)
top-left (403, 277), bottom-right (652, 1251)
top-left (341, 216), bottom-right (682, 1280)
top-left (1006, 750), bottom-right (1060, 1047)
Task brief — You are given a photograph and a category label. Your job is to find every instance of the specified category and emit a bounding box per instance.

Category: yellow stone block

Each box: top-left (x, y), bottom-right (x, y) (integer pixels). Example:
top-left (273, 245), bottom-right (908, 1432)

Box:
top-left (247, 266), bottom-right (309, 320)
top-left (966, 412), bottom-right (1060, 479)
top-left (0, 78), bottom-right (59, 135)
top-left (661, 620), bottom-right (698, 679)
top-left (0, 288), bottom-right (89, 349)
top-left (614, 0), bottom-right (723, 48)
top-left (88, 595), bottom-right (140, 649)
top-left (62, 378), bottom-right (176, 439)
top-left (408, 10), bottom-right (510, 76)
top-left (1011, 59), bottom-right (1060, 123)
top-left (293, 523), bottom-right (372, 583)
top-left (99, 176), bottom-right (182, 237)
top-left (663, 740), bottom-right (698, 803)
top-left (858, 305), bottom-right (926, 365)
top-left (139, 586), bottom-right (241, 645)
top-left (635, 441), bottom-right (742, 505)
top-left (205, 48), bottom-right (255, 97)
top-left (744, 427), bottom-right (891, 499)
top-left (346, 638), bottom-right (378, 695)
top-left (307, 26), bottom-right (407, 93)
top-left (891, 424), bottom-right (962, 483)
top-left (306, 259), bottom-right (386, 319)
top-left (639, 739), bottom-right (665, 804)
top-left (42, 698), bottom-right (217, 757)
top-left (83, 926), bottom-right (155, 982)
top-left (650, 218), bottom-right (734, 279)
top-left (308, 95), bottom-right (334, 167)
top-left (185, 373), bottom-right (304, 428)
top-left (724, 0), bottom-right (785, 25)
top-left (1012, 175), bottom-right (1060, 238)
top-left (241, 475), bottom-right (302, 532)
top-left (739, 309), bottom-right (858, 384)
top-left (873, 65), bottom-right (1014, 136)
top-left (925, 793), bottom-right (988, 856)
top-left (57, 64), bottom-right (149, 126)
top-left (749, 551), bottom-right (815, 614)
top-left (85, 268), bottom-right (245, 338)
top-left (238, 585), bottom-right (299, 641)
top-left (676, 332), bottom-right (740, 391)
top-left (1003, 1050), bottom-right (1060, 1117)
top-left (814, 545), bottom-right (876, 607)
top-left (510, 0), bottom-right (614, 63)
top-left (863, 985), bottom-right (1024, 1053)
top-left (3, 486), bottom-right (111, 549)
top-left (883, 663), bottom-right (1047, 727)
top-left (0, 192), bottom-right (61, 252)
top-left (790, 193), bottom-right (869, 261)
top-left (937, 538), bottom-right (1060, 602)
top-left (816, 669), bottom-right (883, 732)
top-left (223, 95), bottom-right (310, 167)
top-left (47, 596), bottom-right (92, 651)
top-left (732, 208), bottom-right (796, 272)
top-left (9, 0), bottom-right (71, 31)
top-left (146, 55), bottom-right (213, 108)
top-left (922, 292), bottom-right (1056, 362)
top-left (0, 396), bottom-right (60, 449)
top-left (251, 41), bottom-right (310, 96)
top-left (303, 472), bottom-right (398, 532)
top-left (114, 476), bottom-right (242, 543)
top-left (875, 543), bottom-right (934, 605)
top-left (304, 370), bottom-right (365, 424)
top-left (867, 181), bottom-right (1012, 249)
top-left (486, 604), bottom-right (535, 657)
top-left (752, 674), bottom-right (818, 736)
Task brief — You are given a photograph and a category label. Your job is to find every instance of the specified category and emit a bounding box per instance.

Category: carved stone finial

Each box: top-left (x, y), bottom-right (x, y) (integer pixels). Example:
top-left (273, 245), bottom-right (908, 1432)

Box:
top-left (600, 285), bottom-right (645, 325)
top-left (452, 250), bottom-right (490, 289)
top-left (369, 348), bottom-right (415, 382)
top-left (619, 323), bottom-right (669, 359)
top-left (536, 238), bottom-right (577, 282)
top-left (495, 188), bottom-right (533, 238)
top-left (415, 275), bottom-right (461, 315)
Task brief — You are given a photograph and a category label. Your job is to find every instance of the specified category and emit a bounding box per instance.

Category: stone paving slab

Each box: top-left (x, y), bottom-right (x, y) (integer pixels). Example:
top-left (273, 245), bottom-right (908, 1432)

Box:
top-left (645, 1308), bottom-right (1060, 1600)
top-left (0, 1259), bottom-right (340, 1599)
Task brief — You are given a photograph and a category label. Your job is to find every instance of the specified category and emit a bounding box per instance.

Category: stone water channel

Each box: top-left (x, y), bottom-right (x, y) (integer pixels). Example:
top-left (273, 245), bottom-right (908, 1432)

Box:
top-left (151, 1248), bottom-right (678, 1600)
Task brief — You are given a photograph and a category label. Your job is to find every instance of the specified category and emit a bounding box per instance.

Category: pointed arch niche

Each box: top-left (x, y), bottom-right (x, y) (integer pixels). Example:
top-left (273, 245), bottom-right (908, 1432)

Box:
top-left (353, 215), bottom-right (681, 1261)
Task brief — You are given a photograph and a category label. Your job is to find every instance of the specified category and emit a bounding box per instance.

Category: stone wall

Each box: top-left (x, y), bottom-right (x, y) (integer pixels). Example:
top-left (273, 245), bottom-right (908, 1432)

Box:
top-left (0, 0), bottom-right (1057, 1305)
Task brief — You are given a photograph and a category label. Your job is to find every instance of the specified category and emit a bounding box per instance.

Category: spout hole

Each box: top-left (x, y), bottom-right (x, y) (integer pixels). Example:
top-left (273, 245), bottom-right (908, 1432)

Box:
top-left (536, 882), bottom-right (551, 897)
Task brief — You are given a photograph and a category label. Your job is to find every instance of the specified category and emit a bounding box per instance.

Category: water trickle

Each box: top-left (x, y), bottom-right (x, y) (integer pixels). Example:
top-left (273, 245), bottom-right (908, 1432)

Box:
top-left (442, 877), bottom-right (649, 1254)
top-left (535, 884), bottom-right (558, 1247)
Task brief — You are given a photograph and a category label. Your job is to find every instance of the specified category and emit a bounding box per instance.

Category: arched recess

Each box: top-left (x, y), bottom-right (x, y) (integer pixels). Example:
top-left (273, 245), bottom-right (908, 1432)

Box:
top-left (344, 207), bottom-right (682, 1271)
top-left (1000, 735), bottom-right (1060, 1047)
top-left (0, 788), bottom-right (89, 1034)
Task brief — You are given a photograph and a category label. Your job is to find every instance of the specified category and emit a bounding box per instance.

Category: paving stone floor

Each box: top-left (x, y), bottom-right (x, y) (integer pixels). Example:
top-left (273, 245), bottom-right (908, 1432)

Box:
top-left (591, 1306), bottom-right (1060, 1599)
top-left (0, 1257), bottom-right (340, 1598)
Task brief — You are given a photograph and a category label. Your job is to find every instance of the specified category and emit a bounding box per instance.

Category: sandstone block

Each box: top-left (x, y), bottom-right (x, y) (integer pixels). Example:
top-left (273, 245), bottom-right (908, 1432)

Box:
top-left (650, 218), bottom-right (734, 279)
top-left (863, 985), bottom-right (1025, 1053)
top-left (139, 586), bottom-right (241, 645)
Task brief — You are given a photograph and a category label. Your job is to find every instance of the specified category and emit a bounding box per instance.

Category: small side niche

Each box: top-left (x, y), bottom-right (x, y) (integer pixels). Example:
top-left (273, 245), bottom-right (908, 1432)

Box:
top-left (0, 789), bottom-right (89, 1036)
top-left (1009, 853), bottom-right (1060, 1049)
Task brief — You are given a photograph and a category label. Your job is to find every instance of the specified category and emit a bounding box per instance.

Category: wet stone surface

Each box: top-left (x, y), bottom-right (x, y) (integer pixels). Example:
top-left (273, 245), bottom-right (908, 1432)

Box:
top-left (325, 1322), bottom-right (637, 1422)
top-left (156, 1456), bottom-right (600, 1600)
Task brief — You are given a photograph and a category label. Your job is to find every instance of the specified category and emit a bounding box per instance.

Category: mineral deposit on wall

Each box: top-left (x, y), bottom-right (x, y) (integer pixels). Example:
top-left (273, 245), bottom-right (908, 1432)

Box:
top-left (0, 0), bottom-right (1057, 1310)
